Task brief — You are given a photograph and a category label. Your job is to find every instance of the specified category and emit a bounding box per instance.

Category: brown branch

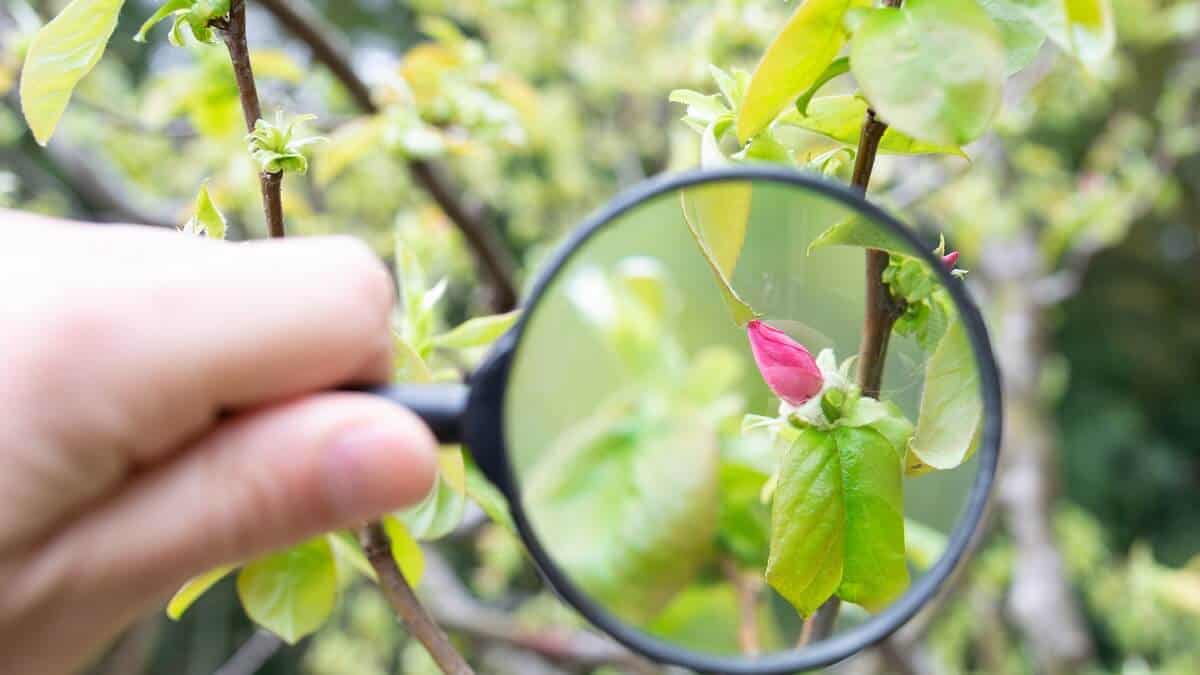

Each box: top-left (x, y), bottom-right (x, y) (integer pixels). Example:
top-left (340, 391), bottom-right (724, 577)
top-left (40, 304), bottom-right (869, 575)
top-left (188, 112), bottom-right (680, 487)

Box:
top-left (359, 523), bottom-right (475, 675)
top-left (255, 0), bottom-right (519, 309)
top-left (215, 0), bottom-right (285, 238)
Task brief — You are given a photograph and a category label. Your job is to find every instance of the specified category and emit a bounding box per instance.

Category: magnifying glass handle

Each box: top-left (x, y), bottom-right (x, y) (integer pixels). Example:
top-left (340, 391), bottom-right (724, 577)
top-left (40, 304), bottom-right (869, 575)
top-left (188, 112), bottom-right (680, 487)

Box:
top-left (363, 383), bottom-right (468, 444)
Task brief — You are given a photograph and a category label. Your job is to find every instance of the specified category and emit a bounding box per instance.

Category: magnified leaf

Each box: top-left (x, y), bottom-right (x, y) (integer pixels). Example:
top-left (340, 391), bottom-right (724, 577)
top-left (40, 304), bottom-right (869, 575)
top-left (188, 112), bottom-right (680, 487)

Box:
top-left (736, 0), bottom-right (865, 143)
top-left (525, 404), bottom-right (719, 621)
top-left (237, 537), bottom-right (338, 644)
top-left (19, 0), bottom-right (126, 145)
top-left (778, 96), bottom-right (967, 157)
top-left (807, 214), bottom-right (912, 256)
top-left (904, 518), bottom-right (948, 570)
top-left (397, 448), bottom-right (468, 540)
top-left (432, 310), bottom-right (521, 350)
top-left (850, 0), bottom-right (1006, 146)
top-left (907, 318), bottom-right (983, 474)
top-left (167, 565), bottom-right (235, 619)
top-left (766, 426), bottom-right (908, 616)
top-left (465, 460), bottom-right (516, 534)
top-left (679, 177), bottom-right (758, 326)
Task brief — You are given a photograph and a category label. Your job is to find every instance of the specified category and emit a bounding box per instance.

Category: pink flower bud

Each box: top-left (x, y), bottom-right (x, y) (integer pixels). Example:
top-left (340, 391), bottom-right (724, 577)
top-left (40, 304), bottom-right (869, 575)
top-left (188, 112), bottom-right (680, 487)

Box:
top-left (941, 250), bottom-right (959, 271)
top-left (746, 320), bottom-right (824, 406)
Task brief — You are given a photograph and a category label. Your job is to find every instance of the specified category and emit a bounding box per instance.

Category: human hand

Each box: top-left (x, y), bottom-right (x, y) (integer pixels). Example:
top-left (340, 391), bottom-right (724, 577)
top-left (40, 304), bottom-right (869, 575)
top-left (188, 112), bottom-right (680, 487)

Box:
top-left (0, 212), bottom-right (438, 674)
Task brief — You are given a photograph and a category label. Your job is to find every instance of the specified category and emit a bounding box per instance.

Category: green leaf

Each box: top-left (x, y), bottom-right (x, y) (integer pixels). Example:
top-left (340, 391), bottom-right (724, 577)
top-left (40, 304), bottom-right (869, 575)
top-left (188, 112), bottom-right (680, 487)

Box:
top-left (525, 405), bottom-right (720, 621)
top-left (850, 0), bottom-right (1006, 145)
top-left (237, 538), bottom-right (338, 644)
top-left (679, 178), bottom-right (758, 326)
top-left (432, 310), bottom-right (520, 350)
top-left (181, 183), bottom-right (226, 239)
top-left (381, 516), bottom-right (425, 586)
top-left (166, 565), bottom-right (234, 619)
top-left (977, 0), bottom-right (1049, 74)
top-left (795, 57), bottom-right (849, 117)
top-left (904, 518), bottom-right (948, 570)
top-left (464, 459), bottom-right (516, 534)
top-left (327, 531), bottom-right (376, 582)
top-left (779, 96), bottom-right (966, 157)
top-left (133, 0), bottom-right (191, 43)
top-left (718, 462), bottom-right (773, 567)
top-left (1010, 0), bottom-right (1113, 68)
top-left (807, 214), bottom-right (912, 256)
top-left (907, 318), bottom-right (983, 474)
top-left (397, 448), bottom-right (467, 540)
top-left (394, 333), bottom-right (434, 383)
top-left (736, 0), bottom-right (863, 143)
top-left (766, 426), bottom-right (908, 616)
top-left (19, 0), bottom-right (126, 145)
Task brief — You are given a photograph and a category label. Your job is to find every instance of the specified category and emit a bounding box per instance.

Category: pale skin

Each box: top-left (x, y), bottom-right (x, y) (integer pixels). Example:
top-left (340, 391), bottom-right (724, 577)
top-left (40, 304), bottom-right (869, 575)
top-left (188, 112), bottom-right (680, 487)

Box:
top-left (0, 210), bottom-right (440, 675)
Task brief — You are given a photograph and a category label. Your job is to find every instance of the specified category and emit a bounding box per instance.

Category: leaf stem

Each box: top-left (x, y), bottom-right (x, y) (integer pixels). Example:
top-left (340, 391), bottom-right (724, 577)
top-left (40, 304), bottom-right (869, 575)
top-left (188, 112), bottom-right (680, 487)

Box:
top-left (215, 0), bottom-right (285, 238)
top-left (358, 522), bottom-right (476, 675)
top-left (255, 0), bottom-right (519, 308)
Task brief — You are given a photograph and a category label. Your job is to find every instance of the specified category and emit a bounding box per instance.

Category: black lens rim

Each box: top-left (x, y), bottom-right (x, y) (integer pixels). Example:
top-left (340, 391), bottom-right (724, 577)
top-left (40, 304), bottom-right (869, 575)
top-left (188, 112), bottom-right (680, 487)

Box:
top-left (463, 165), bottom-right (1002, 675)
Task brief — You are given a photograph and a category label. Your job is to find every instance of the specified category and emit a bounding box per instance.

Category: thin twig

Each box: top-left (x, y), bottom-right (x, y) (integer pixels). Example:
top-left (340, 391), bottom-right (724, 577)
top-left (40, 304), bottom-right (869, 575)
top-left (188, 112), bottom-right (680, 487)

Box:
top-left (359, 523), bottom-right (475, 675)
top-left (215, 0), bottom-right (285, 238)
top-left (255, 0), bottom-right (519, 308)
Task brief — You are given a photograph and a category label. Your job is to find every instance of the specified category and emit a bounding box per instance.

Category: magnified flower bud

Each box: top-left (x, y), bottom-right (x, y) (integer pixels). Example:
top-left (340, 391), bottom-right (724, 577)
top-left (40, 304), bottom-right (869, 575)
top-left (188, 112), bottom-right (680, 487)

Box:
top-left (941, 250), bottom-right (960, 270)
top-left (746, 320), bottom-right (824, 406)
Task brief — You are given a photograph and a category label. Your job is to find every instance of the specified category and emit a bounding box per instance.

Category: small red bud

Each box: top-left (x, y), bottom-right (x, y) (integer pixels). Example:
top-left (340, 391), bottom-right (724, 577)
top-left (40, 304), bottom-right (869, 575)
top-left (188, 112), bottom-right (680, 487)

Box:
top-left (746, 320), bottom-right (824, 406)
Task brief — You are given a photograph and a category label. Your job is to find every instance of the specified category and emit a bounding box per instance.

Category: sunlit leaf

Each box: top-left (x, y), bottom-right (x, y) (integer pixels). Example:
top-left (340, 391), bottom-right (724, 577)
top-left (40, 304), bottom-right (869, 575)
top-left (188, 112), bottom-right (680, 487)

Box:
top-left (1010, 0), bottom-right (1114, 67)
top-left (736, 0), bottom-right (865, 143)
top-left (134, 0), bottom-right (191, 43)
top-left (851, 0), bottom-right (1006, 145)
top-left (907, 318), bottom-right (983, 474)
top-left (977, 0), bottom-right (1048, 74)
top-left (166, 565), bottom-right (235, 619)
top-left (679, 171), bottom-right (758, 326)
top-left (237, 538), bottom-right (338, 644)
top-left (779, 96), bottom-right (966, 157)
top-left (19, 0), bottom-right (125, 145)
top-left (432, 310), bottom-right (520, 350)
top-left (397, 448), bottom-right (467, 540)
top-left (382, 515), bottom-right (425, 585)
top-left (766, 426), bottom-right (908, 615)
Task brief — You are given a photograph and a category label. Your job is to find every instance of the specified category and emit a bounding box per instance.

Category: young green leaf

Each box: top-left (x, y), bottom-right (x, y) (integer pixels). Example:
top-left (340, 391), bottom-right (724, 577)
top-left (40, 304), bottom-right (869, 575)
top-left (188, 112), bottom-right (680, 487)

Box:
top-left (431, 310), bottom-right (521, 350)
top-left (247, 111), bottom-right (326, 175)
top-left (381, 516), bottom-right (425, 585)
top-left (166, 565), bottom-right (235, 619)
top-left (237, 538), bottom-right (338, 644)
top-left (766, 426), bottom-right (908, 615)
top-left (794, 57), bottom-right (849, 117)
top-left (977, 0), bottom-right (1049, 74)
top-left (465, 459), bottom-right (516, 534)
top-left (850, 0), bottom-right (1006, 145)
top-left (807, 214), bottom-right (912, 256)
top-left (679, 177), bottom-right (758, 326)
top-left (907, 318), bottom-right (983, 474)
top-left (19, 0), bottom-right (126, 145)
top-left (133, 0), bottom-right (190, 43)
top-left (736, 0), bottom-right (865, 143)
top-left (180, 183), bottom-right (226, 239)
top-left (397, 448), bottom-right (468, 540)
top-left (779, 96), bottom-right (967, 157)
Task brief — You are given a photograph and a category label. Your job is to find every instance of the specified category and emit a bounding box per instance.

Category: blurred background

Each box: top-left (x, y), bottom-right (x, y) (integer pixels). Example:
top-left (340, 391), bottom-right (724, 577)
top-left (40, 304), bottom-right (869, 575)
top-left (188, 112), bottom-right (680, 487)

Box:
top-left (2, 0), bottom-right (1199, 673)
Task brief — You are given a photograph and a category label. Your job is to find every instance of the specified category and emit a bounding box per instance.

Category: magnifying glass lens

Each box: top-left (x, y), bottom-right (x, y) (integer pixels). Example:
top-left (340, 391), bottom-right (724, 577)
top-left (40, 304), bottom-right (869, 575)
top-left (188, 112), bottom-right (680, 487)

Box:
top-left (505, 177), bottom-right (984, 657)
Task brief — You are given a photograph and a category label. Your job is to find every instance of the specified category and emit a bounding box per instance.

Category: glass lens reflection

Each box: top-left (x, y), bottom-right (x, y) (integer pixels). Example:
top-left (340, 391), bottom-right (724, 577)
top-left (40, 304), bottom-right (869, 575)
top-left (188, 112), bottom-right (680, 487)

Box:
top-left (506, 179), bottom-right (981, 656)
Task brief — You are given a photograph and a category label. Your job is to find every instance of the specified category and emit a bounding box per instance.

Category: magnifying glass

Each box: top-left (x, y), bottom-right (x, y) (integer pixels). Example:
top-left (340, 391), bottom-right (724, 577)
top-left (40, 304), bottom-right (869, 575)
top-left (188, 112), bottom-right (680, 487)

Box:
top-left (373, 165), bottom-right (1001, 674)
